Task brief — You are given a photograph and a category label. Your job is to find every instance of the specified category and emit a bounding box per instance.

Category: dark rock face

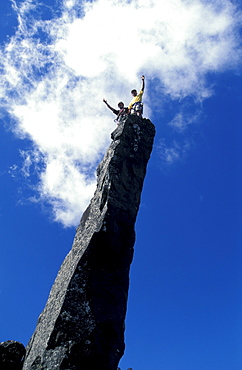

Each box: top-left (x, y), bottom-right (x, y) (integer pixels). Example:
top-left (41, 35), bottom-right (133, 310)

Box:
top-left (0, 340), bottom-right (26, 370)
top-left (23, 115), bottom-right (155, 370)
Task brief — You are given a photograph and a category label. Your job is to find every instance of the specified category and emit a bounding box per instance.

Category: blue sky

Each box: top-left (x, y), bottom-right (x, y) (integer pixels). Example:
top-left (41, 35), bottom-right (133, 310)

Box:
top-left (0, 0), bottom-right (241, 369)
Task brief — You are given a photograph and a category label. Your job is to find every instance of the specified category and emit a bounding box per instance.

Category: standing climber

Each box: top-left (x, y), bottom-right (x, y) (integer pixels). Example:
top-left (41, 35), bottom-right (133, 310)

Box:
top-left (103, 99), bottom-right (128, 123)
top-left (128, 75), bottom-right (145, 117)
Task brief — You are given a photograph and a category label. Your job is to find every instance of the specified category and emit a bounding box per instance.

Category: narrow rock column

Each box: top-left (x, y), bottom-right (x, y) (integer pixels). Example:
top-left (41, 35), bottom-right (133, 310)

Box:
top-left (23, 115), bottom-right (155, 370)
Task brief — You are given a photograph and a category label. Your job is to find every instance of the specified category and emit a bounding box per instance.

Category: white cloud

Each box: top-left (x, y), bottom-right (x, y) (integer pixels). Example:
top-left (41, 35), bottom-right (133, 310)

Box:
top-left (0, 0), bottom-right (241, 226)
top-left (168, 111), bottom-right (200, 132)
top-left (20, 150), bottom-right (32, 177)
top-left (158, 139), bottom-right (192, 164)
top-left (8, 164), bottom-right (19, 178)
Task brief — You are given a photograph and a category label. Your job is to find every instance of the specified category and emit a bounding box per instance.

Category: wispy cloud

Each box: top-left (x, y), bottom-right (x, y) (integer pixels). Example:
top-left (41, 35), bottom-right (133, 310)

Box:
top-left (158, 139), bottom-right (192, 164)
top-left (168, 112), bottom-right (200, 132)
top-left (8, 164), bottom-right (19, 178)
top-left (0, 0), bottom-right (241, 226)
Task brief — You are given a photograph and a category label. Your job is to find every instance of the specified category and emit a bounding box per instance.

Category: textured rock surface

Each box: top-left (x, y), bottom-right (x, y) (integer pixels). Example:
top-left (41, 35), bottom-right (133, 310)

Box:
top-left (23, 115), bottom-right (155, 370)
top-left (0, 340), bottom-right (25, 370)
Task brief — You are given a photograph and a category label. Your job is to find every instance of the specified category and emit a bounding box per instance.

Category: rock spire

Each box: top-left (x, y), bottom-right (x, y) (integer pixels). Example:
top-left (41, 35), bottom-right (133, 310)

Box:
top-left (22, 114), bottom-right (155, 370)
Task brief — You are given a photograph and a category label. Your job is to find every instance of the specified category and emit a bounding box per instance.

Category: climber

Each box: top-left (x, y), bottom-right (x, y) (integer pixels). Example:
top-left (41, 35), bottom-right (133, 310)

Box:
top-left (128, 75), bottom-right (145, 117)
top-left (103, 99), bottom-right (128, 123)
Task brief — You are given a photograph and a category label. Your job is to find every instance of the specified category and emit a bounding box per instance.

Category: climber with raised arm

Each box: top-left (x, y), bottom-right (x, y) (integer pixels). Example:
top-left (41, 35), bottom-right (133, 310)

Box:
top-left (103, 99), bottom-right (128, 123)
top-left (128, 75), bottom-right (145, 117)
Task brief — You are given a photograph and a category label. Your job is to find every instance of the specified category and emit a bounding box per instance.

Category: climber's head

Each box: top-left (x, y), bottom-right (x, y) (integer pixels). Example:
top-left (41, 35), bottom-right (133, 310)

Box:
top-left (118, 102), bottom-right (124, 108)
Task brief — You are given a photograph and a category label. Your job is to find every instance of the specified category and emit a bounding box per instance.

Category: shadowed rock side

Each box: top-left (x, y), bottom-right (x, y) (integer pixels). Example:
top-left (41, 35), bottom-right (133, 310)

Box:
top-left (0, 341), bottom-right (26, 370)
top-left (23, 115), bottom-right (155, 370)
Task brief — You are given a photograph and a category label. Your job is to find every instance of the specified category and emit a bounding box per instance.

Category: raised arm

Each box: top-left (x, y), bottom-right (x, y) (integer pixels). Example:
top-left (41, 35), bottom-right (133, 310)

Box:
top-left (141, 75), bottom-right (145, 92)
top-left (103, 99), bottom-right (119, 115)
